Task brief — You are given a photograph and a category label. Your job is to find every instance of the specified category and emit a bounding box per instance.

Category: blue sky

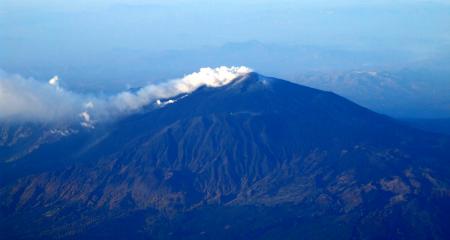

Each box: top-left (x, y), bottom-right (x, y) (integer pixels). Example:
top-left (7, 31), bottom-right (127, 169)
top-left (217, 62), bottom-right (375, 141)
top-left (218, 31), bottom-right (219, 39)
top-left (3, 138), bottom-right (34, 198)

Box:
top-left (2, 0), bottom-right (450, 58)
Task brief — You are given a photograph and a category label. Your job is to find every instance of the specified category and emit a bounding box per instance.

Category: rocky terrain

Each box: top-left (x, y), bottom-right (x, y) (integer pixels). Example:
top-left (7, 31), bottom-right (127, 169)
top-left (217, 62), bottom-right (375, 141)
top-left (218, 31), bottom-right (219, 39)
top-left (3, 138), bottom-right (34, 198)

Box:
top-left (1, 73), bottom-right (450, 239)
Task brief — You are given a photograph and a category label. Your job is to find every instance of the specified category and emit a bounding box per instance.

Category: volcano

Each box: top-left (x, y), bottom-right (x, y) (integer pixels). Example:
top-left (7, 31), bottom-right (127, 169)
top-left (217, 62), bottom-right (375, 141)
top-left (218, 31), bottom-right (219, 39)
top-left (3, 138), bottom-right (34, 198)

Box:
top-left (1, 72), bottom-right (450, 240)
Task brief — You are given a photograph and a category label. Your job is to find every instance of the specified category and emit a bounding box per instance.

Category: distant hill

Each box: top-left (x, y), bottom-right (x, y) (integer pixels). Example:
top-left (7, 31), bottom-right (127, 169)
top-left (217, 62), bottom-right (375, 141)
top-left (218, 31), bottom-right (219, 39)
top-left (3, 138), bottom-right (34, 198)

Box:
top-left (294, 69), bottom-right (450, 118)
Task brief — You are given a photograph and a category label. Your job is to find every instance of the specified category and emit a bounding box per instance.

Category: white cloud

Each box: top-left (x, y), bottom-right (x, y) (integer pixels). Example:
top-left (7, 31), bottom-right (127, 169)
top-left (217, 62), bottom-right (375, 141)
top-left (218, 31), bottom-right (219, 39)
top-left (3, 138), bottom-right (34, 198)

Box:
top-left (0, 66), bottom-right (252, 126)
top-left (0, 70), bottom-right (84, 123)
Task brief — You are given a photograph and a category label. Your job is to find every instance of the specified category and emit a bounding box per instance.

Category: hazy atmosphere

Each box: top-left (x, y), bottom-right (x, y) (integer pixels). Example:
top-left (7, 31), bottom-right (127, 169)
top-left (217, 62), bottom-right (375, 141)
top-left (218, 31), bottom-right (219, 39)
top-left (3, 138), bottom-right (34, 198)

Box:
top-left (2, 0), bottom-right (450, 118)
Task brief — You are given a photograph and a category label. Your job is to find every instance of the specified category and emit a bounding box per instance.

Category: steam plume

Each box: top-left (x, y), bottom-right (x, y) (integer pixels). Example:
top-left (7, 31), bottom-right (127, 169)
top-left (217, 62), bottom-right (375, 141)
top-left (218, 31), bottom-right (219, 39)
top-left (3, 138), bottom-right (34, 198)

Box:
top-left (0, 66), bottom-right (252, 126)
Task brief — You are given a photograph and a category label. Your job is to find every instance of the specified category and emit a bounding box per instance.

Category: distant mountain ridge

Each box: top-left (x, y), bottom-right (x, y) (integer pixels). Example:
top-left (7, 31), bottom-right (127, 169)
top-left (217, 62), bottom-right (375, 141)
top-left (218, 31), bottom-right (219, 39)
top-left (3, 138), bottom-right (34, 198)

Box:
top-left (1, 73), bottom-right (450, 239)
top-left (295, 69), bottom-right (450, 118)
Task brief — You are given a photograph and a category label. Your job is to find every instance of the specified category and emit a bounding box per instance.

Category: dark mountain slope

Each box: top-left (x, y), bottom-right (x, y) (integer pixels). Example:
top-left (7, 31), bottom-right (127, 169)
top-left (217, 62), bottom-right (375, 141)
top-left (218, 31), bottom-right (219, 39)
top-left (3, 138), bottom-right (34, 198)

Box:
top-left (401, 118), bottom-right (450, 136)
top-left (0, 122), bottom-right (112, 186)
top-left (1, 73), bottom-right (450, 239)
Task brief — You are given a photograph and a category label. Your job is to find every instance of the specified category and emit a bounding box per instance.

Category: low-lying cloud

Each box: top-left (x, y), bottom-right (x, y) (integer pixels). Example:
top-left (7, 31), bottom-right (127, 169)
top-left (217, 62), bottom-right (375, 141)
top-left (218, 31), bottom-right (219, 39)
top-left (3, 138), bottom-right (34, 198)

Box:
top-left (0, 70), bottom-right (84, 123)
top-left (0, 66), bottom-right (252, 126)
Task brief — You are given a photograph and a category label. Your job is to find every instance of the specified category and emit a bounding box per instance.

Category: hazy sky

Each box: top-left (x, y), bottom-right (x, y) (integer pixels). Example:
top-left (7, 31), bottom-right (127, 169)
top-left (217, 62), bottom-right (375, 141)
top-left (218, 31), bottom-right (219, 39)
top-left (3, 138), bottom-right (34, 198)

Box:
top-left (2, 0), bottom-right (450, 63)
top-left (1, 0), bottom-right (450, 118)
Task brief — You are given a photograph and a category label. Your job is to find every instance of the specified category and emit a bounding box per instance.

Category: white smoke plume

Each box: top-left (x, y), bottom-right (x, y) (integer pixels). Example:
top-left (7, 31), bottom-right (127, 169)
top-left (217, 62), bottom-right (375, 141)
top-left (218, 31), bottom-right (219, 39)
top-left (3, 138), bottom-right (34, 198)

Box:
top-left (0, 66), bottom-right (252, 126)
top-left (111, 66), bottom-right (251, 111)
top-left (48, 75), bottom-right (60, 87)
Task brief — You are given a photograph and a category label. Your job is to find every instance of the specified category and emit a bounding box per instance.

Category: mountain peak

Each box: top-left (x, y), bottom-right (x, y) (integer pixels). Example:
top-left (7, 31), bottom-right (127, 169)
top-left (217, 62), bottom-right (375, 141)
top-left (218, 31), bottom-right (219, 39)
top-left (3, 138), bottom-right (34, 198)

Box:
top-left (224, 72), bottom-right (275, 90)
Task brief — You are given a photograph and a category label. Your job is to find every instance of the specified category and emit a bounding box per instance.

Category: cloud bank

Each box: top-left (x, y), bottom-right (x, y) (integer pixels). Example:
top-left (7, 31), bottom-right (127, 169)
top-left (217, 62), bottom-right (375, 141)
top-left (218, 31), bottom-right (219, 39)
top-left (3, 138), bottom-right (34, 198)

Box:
top-left (0, 66), bottom-right (252, 126)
